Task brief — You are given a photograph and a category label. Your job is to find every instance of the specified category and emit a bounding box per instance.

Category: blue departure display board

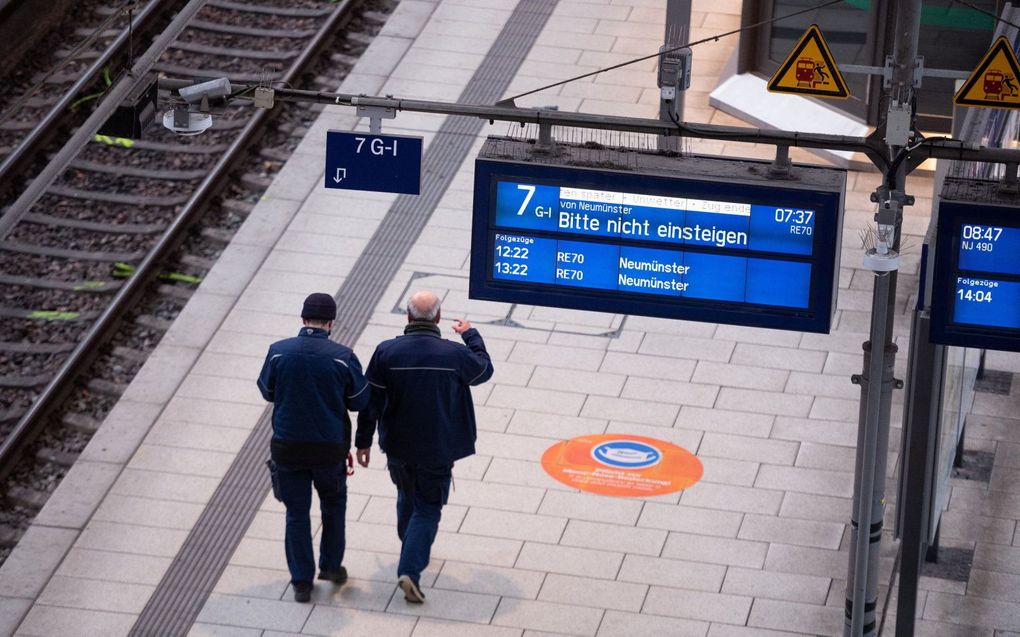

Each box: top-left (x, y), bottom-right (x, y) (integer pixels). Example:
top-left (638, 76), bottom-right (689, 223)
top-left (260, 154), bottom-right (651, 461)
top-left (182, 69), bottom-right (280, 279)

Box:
top-left (469, 142), bottom-right (846, 332)
top-left (931, 198), bottom-right (1020, 351)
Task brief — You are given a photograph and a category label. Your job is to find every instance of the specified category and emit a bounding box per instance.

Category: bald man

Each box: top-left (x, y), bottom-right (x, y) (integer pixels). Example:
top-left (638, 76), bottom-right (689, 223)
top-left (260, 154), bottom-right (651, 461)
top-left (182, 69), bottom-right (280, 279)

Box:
top-left (355, 291), bottom-right (493, 603)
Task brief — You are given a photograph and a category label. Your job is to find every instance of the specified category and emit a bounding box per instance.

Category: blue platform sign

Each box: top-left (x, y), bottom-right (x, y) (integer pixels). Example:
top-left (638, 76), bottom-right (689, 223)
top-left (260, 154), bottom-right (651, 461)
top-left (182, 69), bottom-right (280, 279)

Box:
top-left (470, 140), bottom-right (846, 333)
top-left (324, 130), bottom-right (422, 195)
top-left (931, 196), bottom-right (1020, 351)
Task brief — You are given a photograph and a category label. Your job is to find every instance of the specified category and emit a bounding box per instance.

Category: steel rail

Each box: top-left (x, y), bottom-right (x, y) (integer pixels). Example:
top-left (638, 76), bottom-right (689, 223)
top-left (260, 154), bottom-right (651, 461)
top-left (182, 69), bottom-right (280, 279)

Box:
top-left (0, 0), bottom-right (360, 482)
top-left (0, 0), bottom-right (178, 188)
top-left (0, 0), bottom-right (211, 481)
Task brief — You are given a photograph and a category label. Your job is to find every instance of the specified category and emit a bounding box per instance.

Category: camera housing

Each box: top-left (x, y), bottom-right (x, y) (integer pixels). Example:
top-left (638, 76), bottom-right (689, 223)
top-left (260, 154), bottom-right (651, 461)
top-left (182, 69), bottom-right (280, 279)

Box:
top-left (162, 78), bottom-right (232, 135)
top-left (178, 78), bottom-right (232, 104)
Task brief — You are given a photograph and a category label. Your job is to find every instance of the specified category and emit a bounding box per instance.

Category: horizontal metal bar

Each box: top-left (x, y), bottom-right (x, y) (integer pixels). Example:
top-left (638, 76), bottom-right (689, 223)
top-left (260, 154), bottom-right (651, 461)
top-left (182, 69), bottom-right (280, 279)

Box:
top-left (841, 64), bottom-right (886, 76)
top-left (920, 68), bottom-right (971, 80)
top-left (841, 63), bottom-right (969, 80)
top-left (160, 79), bottom-right (1020, 170)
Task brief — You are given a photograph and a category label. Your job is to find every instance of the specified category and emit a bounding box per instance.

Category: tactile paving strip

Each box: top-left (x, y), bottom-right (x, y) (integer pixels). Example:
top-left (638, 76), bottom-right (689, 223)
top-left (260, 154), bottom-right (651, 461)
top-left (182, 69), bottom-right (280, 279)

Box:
top-left (129, 1), bottom-right (557, 634)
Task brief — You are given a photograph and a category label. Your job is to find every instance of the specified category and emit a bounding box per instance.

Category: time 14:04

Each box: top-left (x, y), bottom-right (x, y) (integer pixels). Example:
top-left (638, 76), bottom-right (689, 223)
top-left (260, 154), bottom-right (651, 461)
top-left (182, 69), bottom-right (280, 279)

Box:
top-left (957, 288), bottom-right (993, 302)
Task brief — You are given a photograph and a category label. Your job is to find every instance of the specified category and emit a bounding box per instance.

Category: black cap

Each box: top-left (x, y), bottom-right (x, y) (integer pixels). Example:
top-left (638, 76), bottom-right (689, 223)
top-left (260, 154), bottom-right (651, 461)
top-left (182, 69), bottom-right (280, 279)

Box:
top-left (301, 293), bottom-right (336, 321)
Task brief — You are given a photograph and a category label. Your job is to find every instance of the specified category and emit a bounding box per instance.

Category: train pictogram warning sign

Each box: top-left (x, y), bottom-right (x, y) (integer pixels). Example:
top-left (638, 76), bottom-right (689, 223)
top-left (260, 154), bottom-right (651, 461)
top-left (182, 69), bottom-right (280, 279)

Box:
top-left (767, 24), bottom-right (850, 100)
top-left (955, 36), bottom-right (1020, 109)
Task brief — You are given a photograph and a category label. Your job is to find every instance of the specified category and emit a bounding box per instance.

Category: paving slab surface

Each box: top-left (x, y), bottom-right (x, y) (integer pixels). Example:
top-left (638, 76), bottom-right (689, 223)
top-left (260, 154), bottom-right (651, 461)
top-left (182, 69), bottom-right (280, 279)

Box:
top-left (2, 1), bottom-right (1019, 636)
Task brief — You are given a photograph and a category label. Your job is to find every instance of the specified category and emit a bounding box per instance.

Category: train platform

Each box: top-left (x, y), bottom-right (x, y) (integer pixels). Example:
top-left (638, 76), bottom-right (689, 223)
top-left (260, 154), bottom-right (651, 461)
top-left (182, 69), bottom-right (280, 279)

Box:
top-left (2, 0), bottom-right (1020, 635)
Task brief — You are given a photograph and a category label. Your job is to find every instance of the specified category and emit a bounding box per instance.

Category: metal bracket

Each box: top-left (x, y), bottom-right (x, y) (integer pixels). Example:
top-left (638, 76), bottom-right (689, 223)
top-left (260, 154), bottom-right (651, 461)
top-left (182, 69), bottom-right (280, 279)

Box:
top-left (998, 162), bottom-right (1020, 195)
top-left (537, 122), bottom-right (554, 150)
top-left (870, 186), bottom-right (915, 207)
top-left (883, 56), bottom-right (895, 88)
top-left (352, 97), bottom-right (397, 134)
top-left (767, 145), bottom-right (792, 179)
top-left (913, 56), bottom-right (925, 89)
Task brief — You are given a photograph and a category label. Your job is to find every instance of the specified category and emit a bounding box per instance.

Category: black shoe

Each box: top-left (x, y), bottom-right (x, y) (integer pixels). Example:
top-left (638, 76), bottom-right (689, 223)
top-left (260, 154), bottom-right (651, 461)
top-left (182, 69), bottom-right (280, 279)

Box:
top-left (293, 581), bottom-right (313, 603)
top-left (398, 575), bottom-right (425, 603)
top-left (317, 566), bottom-right (348, 584)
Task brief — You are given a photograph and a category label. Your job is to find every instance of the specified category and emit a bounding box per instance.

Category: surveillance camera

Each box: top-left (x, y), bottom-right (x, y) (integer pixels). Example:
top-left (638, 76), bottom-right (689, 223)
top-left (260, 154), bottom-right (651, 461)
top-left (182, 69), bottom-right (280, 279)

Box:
top-left (178, 78), bottom-right (232, 104)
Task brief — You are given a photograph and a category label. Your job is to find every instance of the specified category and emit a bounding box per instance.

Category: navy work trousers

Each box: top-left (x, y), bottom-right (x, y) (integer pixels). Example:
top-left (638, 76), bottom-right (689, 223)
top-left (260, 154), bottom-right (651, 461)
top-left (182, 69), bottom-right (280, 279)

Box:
top-left (277, 462), bottom-right (347, 584)
top-left (387, 459), bottom-right (452, 584)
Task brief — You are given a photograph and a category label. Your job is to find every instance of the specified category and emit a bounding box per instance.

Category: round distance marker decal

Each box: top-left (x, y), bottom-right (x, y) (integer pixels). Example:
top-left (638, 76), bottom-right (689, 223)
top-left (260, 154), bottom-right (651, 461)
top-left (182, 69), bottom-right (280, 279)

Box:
top-left (541, 434), bottom-right (703, 497)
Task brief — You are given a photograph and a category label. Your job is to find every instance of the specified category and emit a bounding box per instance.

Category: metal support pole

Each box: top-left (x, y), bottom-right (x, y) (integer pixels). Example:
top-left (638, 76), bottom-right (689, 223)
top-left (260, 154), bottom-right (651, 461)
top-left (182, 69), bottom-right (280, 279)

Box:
top-left (658, 0), bottom-right (691, 152)
top-left (847, 272), bottom-right (896, 637)
top-left (895, 312), bottom-right (940, 636)
top-left (845, 1), bottom-right (921, 635)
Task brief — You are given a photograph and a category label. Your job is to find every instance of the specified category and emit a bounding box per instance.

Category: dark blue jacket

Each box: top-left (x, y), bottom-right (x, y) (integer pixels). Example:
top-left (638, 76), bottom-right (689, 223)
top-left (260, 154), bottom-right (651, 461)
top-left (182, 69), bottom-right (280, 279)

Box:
top-left (356, 322), bottom-right (493, 465)
top-left (257, 328), bottom-right (369, 453)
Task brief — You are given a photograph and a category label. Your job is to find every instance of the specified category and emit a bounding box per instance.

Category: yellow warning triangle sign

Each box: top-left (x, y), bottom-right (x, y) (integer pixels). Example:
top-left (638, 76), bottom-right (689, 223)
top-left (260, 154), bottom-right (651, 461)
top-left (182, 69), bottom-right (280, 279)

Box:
top-left (954, 36), bottom-right (1020, 109)
top-left (767, 24), bottom-right (850, 100)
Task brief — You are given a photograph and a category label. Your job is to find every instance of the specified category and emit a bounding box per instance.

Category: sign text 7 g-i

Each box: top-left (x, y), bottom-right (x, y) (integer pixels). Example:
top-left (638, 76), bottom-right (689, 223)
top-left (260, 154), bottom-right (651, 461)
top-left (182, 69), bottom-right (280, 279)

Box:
top-left (324, 130), bottom-right (423, 195)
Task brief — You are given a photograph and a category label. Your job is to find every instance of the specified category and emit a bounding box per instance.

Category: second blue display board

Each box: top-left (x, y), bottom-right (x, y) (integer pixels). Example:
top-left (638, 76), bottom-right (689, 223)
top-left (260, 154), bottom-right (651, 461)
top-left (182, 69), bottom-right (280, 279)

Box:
top-left (931, 199), bottom-right (1020, 351)
top-left (470, 145), bottom-right (846, 333)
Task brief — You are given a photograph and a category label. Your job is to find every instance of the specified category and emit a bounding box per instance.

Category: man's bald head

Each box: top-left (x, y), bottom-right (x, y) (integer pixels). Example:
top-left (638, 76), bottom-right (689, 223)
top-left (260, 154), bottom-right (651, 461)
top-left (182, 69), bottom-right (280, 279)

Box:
top-left (407, 291), bottom-right (441, 323)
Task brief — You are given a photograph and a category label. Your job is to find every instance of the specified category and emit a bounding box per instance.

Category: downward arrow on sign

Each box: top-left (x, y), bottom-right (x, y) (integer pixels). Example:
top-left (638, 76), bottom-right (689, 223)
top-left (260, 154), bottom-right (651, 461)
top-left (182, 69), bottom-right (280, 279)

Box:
top-left (333, 168), bottom-right (347, 183)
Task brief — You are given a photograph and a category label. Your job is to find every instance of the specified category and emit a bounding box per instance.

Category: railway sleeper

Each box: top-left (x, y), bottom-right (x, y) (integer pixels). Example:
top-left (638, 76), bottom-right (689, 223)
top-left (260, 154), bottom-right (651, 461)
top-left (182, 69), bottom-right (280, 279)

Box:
top-left (0, 373), bottom-right (55, 389)
top-left (330, 52), bottom-right (358, 66)
top-left (135, 314), bottom-right (174, 332)
top-left (73, 27), bottom-right (119, 39)
top-left (112, 346), bottom-right (151, 364)
top-left (313, 76), bottom-right (342, 92)
top-left (259, 147), bottom-right (290, 163)
top-left (35, 447), bottom-right (78, 468)
top-left (188, 19), bottom-right (316, 39)
top-left (346, 31), bottom-right (374, 47)
top-left (0, 407), bottom-right (27, 425)
top-left (209, 0), bottom-right (333, 18)
top-left (0, 120), bottom-right (39, 132)
top-left (363, 11), bottom-right (389, 24)
top-left (221, 199), bottom-right (255, 218)
top-left (61, 412), bottom-right (100, 434)
top-left (5, 485), bottom-right (48, 510)
top-left (0, 342), bottom-right (75, 354)
top-left (276, 122), bottom-right (309, 138)
top-left (169, 40), bottom-right (299, 62)
top-left (0, 526), bottom-right (20, 548)
top-left (0, 273), bottom-right (121, 294)
top-left (180, 254), bottom-right (217, 271)
top-left (156, 284), bottom-right (195, 300)
top-left (200, 227), bottom-right (234, 244)
top-left (241, 174), bottom-right (273, 190)
top-left (23, 212), bottom-right (167, 235)
top-left (87, 377), bottom-right (127, 398)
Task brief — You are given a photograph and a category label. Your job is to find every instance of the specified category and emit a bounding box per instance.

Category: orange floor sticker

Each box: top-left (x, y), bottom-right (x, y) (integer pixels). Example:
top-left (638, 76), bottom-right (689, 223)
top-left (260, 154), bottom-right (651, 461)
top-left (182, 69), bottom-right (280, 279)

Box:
top-left (541, 434), bottom-right (703, 497)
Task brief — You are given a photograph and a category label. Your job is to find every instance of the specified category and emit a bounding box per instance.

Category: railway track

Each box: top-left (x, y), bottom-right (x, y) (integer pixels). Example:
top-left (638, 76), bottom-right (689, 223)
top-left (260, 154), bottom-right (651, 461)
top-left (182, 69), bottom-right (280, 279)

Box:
top-left (0, 0), bottom-right (183, 202)
top-left (0, 0), bottom-right (397, 560)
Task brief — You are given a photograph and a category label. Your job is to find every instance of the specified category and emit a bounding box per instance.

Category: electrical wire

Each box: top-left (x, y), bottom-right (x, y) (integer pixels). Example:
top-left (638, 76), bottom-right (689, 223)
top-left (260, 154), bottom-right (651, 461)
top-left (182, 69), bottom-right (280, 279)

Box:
top-left (955, 0), bottom-right (1020, 33)
top-left (885, 135), bottom-right (956, 189)
top-left (503, 0), bottom-right (845, 104)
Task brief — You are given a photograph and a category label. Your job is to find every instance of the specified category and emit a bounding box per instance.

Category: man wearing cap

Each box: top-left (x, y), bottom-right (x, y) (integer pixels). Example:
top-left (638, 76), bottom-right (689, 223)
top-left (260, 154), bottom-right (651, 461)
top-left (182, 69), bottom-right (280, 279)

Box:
top-left (257, 292), bottom-right (369, 603)
top-left (355, 290), bottom-right (493, 604)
